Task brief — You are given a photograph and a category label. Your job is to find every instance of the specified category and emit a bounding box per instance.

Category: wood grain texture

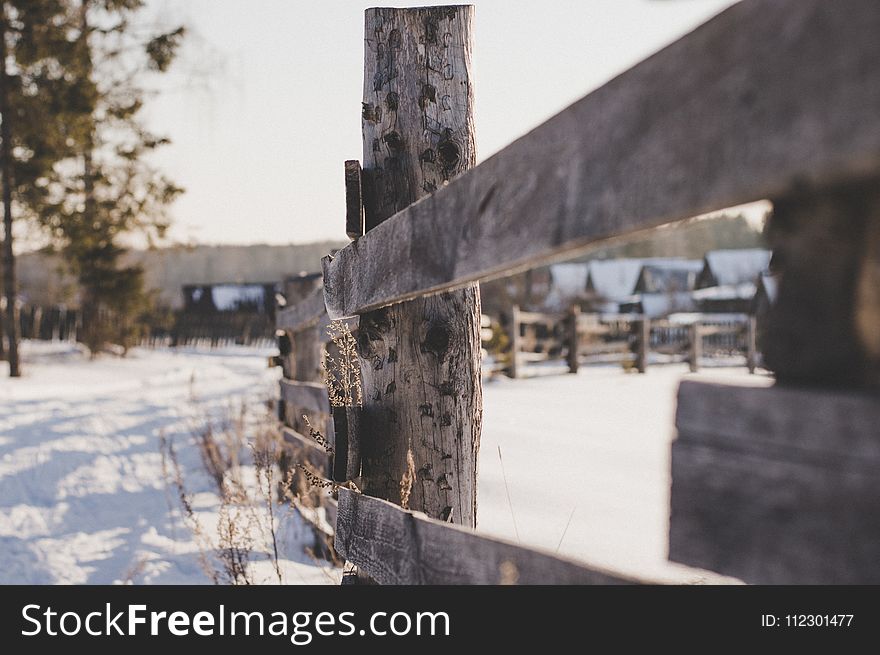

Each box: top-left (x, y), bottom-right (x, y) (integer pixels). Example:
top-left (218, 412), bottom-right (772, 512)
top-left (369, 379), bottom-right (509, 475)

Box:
top-left (276, 287), bottom-right (327, 333)
top-left (670, 380), bottom-right (880, 583)
top-left (279, 379), bottom-right (331, 417)
top-left (335, 488), bottom-right (643, 585)
top-left (356, 6), bottom-right (482, 527)
top-left (323, 0), bottom-right (880, 318)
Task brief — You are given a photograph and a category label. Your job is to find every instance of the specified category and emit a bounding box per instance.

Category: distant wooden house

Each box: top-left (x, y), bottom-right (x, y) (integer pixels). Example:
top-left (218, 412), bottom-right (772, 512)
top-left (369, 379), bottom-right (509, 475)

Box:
top-left (182, 282), bottom-right (280, 318)
top-left (633, 260), bottom-right (703, 294)
top-left (693, 248), bottom-right (771, 313)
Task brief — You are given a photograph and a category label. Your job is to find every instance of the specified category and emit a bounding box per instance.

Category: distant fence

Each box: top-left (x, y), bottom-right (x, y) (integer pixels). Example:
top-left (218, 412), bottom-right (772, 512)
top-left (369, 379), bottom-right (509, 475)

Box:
top-left (163, 312), bottom-right (275, 348)
top-left (504, 307), bottom-right (758, 377)
top-left (16, 304), bottom-right (80, 342)
top-left (269, 0), bottom-right (880, 584)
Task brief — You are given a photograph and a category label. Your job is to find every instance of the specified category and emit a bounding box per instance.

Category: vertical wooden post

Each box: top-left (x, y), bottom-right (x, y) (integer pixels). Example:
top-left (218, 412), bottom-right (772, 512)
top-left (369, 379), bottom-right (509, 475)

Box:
top-left (746, 315), bottom-right (758, 374)
top-left (283, 274), bottom-right (324, 384)
top-left (636, 318), bottom-right (649, 373)
top-left (688, 321), bottom-right (702, 373)
top-left (356, 6), bottom-right (482, 527)
top-left (763, 181), bottom-right (880, 387)
top-left (566, 304), bottom-right (580, 374)
top-left (509, 304), bottom-right (521, 379)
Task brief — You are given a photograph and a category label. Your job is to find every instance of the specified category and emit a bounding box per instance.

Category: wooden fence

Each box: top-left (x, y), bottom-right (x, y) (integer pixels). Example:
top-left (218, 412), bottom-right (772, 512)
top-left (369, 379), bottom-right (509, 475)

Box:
top-left (275, 0), bottom-right (880, 584)
top-left (506, 308), bottom-right (759, 378)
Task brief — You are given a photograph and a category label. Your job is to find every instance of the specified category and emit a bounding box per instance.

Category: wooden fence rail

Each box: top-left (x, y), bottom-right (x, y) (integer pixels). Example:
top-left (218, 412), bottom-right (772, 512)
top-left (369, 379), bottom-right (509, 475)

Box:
top-left (505, 309), bottom-right (759, 378)
top-left (335, 488), bottom-right (642, 585)
top-left (274, 0), bottom-right (880, 584)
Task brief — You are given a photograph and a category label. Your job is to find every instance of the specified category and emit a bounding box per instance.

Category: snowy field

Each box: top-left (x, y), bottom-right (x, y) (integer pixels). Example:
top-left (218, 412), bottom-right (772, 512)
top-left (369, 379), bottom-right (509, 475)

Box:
top-left (0, 342), bottom-right (338, 585)
top-left (0, 341), bottom-right (769, 584)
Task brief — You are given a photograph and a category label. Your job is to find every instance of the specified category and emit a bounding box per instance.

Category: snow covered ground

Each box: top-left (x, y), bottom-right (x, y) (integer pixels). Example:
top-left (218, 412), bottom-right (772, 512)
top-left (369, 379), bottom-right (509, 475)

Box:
top-left (477, 362), bottom-right (770, 583)
top-left (1, 341), bottom-right (769, 584)
top-left (0, 341), bottom-right (338, 585)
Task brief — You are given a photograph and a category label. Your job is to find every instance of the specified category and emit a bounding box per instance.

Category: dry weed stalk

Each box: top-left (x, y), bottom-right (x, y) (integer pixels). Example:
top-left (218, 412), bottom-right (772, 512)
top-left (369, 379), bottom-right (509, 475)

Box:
top-left (302, 414), bottom-right (334, 454)
top-left (161, 396), bottom-right (299, 585)
top-left (323, 320), bottom-right (363, 408)
top-left (399, 447), bottom-right (416, 510)
top-left (159, 433), bottom-right (219, 584)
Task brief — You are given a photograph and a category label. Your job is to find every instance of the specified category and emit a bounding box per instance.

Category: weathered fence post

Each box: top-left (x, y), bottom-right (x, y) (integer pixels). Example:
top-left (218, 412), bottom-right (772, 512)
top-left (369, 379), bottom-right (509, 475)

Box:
top-left (746, 315), bottom-right (758, 374)
top-left (566, 304), bottom-right (580, 374)
top-left (283, 274), bottom-right (323, 383)
top-left (688, 321), bottom-right (702, 373)
top-left (355, 6), bottom-right (482, 527)
top-left (636, 317), bottom-right (649, 373)
top-left (509, 304), bottom-right (521, 379)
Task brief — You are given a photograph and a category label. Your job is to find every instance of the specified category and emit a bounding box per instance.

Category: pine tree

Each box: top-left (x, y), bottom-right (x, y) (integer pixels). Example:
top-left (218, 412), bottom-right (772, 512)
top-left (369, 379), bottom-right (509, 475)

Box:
top-left (38, 0), bottom-right (183, 354)
top-left (0, 0), bottom-right (90, 376)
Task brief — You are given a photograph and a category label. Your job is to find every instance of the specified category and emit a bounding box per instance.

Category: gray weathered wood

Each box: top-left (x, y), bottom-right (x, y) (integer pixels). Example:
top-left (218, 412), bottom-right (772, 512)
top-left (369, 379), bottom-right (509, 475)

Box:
top-left (636, 319), bottom-right (649, 374)
top-left (355, 6), bottom-right (482, 527)
top-left (323, 0), bottom-right (880, 318)
top-left (516, 310), bottom-right (566, 325)
top-left (508, 304), bottom-right (521, 379)
top-left (566, 305), bottom-right (580, 374)
top-left (763, 179), bottom-right (880, 387)
top-left (281, 426), bottom-right (330, 467)
top-left (688, 322), bottom-right (701, 373)
top-left (670, 379), bottom-right (880, 583)
top-left (746, 315), bottom-right (758, 374)
top-left (344, 160), bottom-right (365, 240)
top-left (331, 405), bottom-right (361, 483)
top-left (335, 487), bottom-right (644, 585)
top-left (276, 287), bottom-right (327, 333)
top-left (280, 379), bottom-right (331, 417)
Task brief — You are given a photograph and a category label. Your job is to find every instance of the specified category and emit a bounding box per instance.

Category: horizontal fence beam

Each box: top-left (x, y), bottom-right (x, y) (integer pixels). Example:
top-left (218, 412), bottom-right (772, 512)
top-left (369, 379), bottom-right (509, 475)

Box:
top-left (515, 311), bottom-right (566, 325)
top-left (279, 379), bottom-right (330, 417)
top-left (671, 380), bottom-right (880, 583)
top-left (323, 0), bottom-right (880, 318)
top-left (276, 287), bottom-right (327, 332)
top-left (335, 488), bottom-right (646, 584)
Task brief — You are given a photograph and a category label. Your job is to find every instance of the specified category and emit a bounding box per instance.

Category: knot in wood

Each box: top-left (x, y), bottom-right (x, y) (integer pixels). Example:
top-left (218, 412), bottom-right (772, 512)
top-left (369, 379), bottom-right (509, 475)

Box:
top-left (437, 137), bottom-right (460, 172)
top-left (422, 323), bottom-right (451, 358)
top-left (383, 131), bottom-right (404, 151)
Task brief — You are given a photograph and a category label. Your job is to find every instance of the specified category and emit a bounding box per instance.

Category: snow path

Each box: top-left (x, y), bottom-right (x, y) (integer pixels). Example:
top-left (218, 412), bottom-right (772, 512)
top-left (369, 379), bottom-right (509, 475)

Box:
top-left (1, 342), bottom-right (768, 584)
top-left (0, 342), bottom-right (338, 585)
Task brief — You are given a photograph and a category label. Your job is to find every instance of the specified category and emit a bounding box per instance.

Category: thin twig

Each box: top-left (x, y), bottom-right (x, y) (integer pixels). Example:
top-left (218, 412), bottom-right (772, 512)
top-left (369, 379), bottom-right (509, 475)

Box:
top-left (497, 445), bottom-right (520, 542)
top-left (556, 506), bottom-right (577, 553)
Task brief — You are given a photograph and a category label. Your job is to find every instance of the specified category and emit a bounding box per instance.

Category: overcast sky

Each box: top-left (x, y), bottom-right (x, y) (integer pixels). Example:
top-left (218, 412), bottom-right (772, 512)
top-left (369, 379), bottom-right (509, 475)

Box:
top-left (141, 0), bottom-right (738, 247)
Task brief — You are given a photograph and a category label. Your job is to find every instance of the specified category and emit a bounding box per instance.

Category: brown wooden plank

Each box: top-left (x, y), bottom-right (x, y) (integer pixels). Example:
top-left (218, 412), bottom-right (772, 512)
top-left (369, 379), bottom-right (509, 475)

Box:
top-left (516, 310), bottom-right (566, 325)
top-left (322, 0), bottom-right (880, 318)
top-left (344, 160), bottom-right (364, 240)
top-left (670, 379), bottom-right (880, 583)
top-left (279, 379), bottom-right (331, 417)
top-left (276, 287), bottom-right (326, 332)
top-left (335, 488), bottom-right (647, 585)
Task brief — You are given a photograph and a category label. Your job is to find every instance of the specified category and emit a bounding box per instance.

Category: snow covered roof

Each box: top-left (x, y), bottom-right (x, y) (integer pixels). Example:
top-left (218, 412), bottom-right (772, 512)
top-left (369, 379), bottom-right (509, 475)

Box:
top-left (700, 249), bottom-right (771, 287)
top-left (586, 260), bottom-right (649, 302)
top-left (548, 263), bottom-right (589, 298)
top-left (639, 292), bottom-right (696, 318)
top-left (587, 258), bottom-right (702, 301)
top-left (636, 260), bottom-right (703, 293)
